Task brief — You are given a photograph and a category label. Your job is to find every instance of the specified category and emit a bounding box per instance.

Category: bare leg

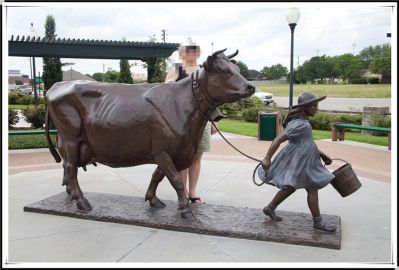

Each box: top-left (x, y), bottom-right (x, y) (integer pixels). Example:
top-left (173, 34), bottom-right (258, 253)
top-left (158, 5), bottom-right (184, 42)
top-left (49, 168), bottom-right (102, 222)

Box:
top-left (155, 151), bottom-right (192, 219)
top-left (306, 189), bottom-right (336, 232)
top-left (145, 166), bottom-right (166, 208)
top-left (188, 152), bottom-right (204, 203)
top-left (180, 169), bottom-right (189, 198)
top-left (263, 186), bottom-right (296, 221)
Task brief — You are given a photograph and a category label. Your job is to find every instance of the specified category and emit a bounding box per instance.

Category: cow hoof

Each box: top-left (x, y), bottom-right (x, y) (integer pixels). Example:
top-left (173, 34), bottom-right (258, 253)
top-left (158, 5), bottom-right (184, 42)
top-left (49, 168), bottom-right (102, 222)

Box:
top-left (148, 197), bottom-right (166, 208)
top-left (180, 211), bottom-right (195, 220)
top-left (65, 185), bottom-right (71, 195)
top-left (76, 198), bottom-right (92, 211)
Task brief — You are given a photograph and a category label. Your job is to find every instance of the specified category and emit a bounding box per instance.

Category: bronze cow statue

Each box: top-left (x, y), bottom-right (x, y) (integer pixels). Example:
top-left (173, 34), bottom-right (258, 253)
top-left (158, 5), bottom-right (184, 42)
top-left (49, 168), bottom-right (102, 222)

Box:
top-left (45, 48), bottom-right (255, 219)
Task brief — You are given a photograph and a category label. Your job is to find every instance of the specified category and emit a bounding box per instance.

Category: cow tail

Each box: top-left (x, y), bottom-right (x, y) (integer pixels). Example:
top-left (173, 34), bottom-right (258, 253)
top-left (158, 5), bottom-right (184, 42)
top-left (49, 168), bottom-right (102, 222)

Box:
top-left (45, 108), bottom-right (62, 163)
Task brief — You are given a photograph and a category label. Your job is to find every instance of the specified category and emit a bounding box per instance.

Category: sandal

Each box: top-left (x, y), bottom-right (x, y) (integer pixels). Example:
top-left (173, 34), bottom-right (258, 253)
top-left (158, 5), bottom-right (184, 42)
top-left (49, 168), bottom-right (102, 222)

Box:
top-left (189, 197), bottom-right (205, 204)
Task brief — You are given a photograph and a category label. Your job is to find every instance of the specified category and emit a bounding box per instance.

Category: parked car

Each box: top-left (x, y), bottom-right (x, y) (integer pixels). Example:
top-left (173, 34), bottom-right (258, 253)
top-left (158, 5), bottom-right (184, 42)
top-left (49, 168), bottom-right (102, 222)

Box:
top-left (16, 85), bottom-right (33, 94)
top-left (253, 87), bottom-right (274, 105)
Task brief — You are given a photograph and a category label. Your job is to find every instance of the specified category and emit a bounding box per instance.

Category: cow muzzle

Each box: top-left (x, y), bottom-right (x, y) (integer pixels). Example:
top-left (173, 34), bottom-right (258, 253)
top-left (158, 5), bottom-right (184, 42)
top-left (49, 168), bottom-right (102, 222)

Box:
top-left (247, 84), bottom-right (255, 95)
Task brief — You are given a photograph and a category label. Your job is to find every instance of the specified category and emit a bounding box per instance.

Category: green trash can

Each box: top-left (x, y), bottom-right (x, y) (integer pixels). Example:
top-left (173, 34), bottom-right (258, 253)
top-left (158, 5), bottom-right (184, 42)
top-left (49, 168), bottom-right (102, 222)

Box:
top-left (258, 111), bottom-right (282, 141)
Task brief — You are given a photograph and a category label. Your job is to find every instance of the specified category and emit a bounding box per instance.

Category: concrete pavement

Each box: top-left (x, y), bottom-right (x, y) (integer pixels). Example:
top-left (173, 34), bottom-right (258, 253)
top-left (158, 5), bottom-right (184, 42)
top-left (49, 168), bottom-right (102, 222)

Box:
top-left (6, 133), bottom-right (394, 264)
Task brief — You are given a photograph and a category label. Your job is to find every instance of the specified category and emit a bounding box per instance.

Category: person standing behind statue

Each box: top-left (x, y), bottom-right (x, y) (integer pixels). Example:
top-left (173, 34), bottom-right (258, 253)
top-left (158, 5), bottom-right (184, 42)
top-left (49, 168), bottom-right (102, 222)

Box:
top-left (165, 38), bottom-right (217, 204)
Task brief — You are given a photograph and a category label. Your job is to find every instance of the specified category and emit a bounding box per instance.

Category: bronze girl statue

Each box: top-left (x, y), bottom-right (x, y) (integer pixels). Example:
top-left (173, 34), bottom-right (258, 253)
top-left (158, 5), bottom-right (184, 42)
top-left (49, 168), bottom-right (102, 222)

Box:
top-left (258, 92), bottom-right (336, 232)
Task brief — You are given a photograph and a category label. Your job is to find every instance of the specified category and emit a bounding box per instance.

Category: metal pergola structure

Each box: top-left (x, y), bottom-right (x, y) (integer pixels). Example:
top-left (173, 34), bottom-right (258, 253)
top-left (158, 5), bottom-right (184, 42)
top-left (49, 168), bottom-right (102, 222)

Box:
top-left (9, 35), bottom-right (180, 103)
top-left (9, 35), bottom-right (179, 59)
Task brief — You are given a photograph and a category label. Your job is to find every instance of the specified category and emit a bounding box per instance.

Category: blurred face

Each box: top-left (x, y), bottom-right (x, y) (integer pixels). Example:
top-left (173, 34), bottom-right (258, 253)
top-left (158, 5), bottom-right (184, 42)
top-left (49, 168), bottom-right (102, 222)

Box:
top-left (304, 102), bottom-right (318, 116)
top-left (179, 46), bottom-right (201, 62)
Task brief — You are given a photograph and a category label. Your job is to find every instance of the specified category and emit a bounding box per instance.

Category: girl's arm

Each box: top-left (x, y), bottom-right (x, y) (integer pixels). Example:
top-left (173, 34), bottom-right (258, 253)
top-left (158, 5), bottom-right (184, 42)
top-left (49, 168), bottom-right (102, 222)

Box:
top-left (261, 133), bottom-right (288, 170)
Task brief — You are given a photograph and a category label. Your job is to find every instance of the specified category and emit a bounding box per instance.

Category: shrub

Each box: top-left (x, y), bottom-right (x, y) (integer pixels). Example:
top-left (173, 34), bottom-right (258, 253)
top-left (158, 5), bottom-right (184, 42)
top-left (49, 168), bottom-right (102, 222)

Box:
top-left (219, 102), bottom-right (241, 116)
top-left (308, 112), bottom-right (338, 130)
top-left (9, 92), bottom-right (23, 104)
top-left (369, 115), bottom-right (391, 136)
top-left (22, 107), bottom-right (46, 129)
top-left (367, 77), bottom-right (380, 84)
top-left (17, 95), bottom-right (34, 105)
top-left (242, 107), bottom-right (288, 123)
top-left (8, 109), bottom-right (19, 126)
top-left (240, 96), bottom-right (265, 110)
top-left (337, 113), bottom-right (362, 125)
top-left (350, 78), bottom-right (367, 84)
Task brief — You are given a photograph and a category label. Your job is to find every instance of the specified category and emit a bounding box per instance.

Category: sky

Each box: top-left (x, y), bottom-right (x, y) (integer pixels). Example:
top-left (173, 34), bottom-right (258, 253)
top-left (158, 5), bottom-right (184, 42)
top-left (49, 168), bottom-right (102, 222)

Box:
top-left (4, 2), bottom-right (396, 78)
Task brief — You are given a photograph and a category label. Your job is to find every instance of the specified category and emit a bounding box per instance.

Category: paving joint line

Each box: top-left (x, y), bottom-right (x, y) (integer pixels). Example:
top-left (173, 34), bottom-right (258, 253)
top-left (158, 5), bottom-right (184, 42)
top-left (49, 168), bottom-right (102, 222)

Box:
top-left (9, 226), bottom-right (108, 242)
top-left (199, 234), bottom-right (238, 262)
top-left (103, 167), bottom-right (145, 196)
top-left (202, 163), bottom-right (242, 196)
top-left (116, 230), bottom-right (158, 262)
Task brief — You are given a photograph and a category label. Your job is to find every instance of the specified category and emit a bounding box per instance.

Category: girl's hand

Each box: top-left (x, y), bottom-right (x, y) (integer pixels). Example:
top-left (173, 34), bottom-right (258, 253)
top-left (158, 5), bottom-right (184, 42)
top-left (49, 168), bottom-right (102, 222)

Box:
top-left (320, 153), bottom-right (332, 165)
top-left (261, 157), bottom-right (271, 171)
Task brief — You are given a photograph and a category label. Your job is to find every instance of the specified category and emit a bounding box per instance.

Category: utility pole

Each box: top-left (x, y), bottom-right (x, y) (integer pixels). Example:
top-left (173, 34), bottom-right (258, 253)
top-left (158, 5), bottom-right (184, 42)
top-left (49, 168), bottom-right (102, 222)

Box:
top-left (102, 64), bottom-right (105, 82)
top-left (352, 43), bottom-right (356, 55)
top-left (211, 41), bottom-right (214, 54)
top-left (161, 29), bottom-right (166, 43)
top-left (297, 56), bottom-right (300, 68)
top-left (316, 50), bottom-right (319, 56)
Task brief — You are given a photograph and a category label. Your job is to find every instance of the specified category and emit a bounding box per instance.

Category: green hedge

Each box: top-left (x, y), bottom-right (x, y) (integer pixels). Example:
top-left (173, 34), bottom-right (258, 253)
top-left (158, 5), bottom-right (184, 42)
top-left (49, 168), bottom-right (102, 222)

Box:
top-left (8, 133), bottom-right (56, 150)
top-left (220, 96), bottom-right (264, 116)
top-left (350, 77), bottom-right (380, 84)
top-left (242, 107), bottom-right (288, 123)
top-left (241, 107), bottom-right (363, 131)
top-left (8, 92), bottom-right (45, 105)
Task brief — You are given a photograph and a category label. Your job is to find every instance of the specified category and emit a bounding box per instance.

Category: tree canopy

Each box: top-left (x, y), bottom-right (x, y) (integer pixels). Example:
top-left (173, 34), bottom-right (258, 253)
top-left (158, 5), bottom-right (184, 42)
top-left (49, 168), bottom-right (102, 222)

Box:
top-left (235, 60), bottom-right (250, 80)
top-left (42, 15), bottom-right (62, 91)
top-left (261, 64), bottom-right (288, 80)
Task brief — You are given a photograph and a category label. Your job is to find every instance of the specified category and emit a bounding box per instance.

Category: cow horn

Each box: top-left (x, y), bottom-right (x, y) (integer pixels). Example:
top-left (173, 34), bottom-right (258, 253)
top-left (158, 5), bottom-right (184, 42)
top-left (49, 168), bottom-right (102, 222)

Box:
top-left (227, 50), bottom-right (239, 59)
top-left (212, 48), bottom-right (227, 59)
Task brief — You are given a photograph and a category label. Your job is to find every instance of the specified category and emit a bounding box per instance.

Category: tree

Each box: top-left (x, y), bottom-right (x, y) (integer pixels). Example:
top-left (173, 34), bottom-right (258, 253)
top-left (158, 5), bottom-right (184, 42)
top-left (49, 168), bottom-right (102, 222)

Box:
top-left (333, 54), bottom-right (364, 80)
top-left (104, 69), bottom-right (120, 83)
top-left (92, 72), bottom-right (104, 82)
top-left (261, 64), bottom-right (288, 80)
top-left (142, 36), bottom-right (167, 83)
top-left (369, 44), bottom-right (391, 76)
top-left (235, 60), bottom-right (250, 80)
top-left (42, 15), bottom-right (62, 91)
top-left (119, 59), bottom-right (133, 83)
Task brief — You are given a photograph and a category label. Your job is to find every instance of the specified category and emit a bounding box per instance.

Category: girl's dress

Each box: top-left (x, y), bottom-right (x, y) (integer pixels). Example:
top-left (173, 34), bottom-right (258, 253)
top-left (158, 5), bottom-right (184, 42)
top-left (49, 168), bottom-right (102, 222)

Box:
top-left (258, 116), bottom-right (335, 190)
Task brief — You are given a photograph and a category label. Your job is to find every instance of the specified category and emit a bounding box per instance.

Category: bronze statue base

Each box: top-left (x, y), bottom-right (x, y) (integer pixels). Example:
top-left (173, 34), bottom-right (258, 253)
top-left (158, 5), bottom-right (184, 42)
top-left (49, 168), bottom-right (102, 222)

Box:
top-left (24, 192), bottom-right (341, 249)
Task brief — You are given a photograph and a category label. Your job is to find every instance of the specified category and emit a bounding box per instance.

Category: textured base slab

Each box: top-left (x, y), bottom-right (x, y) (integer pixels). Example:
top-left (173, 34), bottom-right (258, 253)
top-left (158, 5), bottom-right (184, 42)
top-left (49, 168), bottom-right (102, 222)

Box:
top-left (24, 192), bottom-right (341, 249)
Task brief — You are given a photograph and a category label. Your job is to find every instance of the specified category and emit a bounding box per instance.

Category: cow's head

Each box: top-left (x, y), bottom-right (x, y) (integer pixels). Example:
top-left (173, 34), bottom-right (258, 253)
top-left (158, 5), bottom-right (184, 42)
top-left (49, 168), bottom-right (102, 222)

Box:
top-left (201, 48), bottom-right (255, 105)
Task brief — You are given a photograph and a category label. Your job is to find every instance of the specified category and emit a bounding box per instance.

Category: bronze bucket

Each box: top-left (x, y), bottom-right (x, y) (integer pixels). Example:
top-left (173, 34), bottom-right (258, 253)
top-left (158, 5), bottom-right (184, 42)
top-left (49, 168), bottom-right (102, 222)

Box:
top-left (328, 159), bottom-right (361, 197)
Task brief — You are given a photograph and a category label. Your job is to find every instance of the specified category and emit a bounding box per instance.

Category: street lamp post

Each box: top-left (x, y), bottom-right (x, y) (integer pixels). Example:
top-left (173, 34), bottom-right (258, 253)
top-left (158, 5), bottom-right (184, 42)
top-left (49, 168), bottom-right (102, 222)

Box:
top-left (286, 7), bottom-right (300, 111)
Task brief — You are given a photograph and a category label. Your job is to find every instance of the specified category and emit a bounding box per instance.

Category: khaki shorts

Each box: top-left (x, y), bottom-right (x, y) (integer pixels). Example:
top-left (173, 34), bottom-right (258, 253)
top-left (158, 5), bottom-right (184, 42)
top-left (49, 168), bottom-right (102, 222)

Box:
top-left (198, 121), bottom-right (211, 152)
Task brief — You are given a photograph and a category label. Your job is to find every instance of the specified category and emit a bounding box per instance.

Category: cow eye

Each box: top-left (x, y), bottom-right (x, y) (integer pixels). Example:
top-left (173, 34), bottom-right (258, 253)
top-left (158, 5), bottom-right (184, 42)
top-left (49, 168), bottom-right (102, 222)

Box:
top-left (223, 69), bottom-right (230, 74)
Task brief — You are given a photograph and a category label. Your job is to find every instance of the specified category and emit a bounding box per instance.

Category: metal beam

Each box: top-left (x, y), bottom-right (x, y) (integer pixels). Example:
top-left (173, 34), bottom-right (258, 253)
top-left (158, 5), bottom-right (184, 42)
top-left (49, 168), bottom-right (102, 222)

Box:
top-left (8, 36), bottom-right (179, 59)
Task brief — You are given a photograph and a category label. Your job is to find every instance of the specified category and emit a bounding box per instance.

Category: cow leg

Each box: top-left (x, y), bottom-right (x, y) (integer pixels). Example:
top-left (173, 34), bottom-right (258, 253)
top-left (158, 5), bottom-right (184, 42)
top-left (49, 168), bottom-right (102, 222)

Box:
top-left (64, 141), bottom-right (91, 211)
top-left (145, 166), bottom-right (166, 208)
top-left (155, 151), bottom-right (193, 220)
top-left (62, 160), bottom-right (71, 195)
